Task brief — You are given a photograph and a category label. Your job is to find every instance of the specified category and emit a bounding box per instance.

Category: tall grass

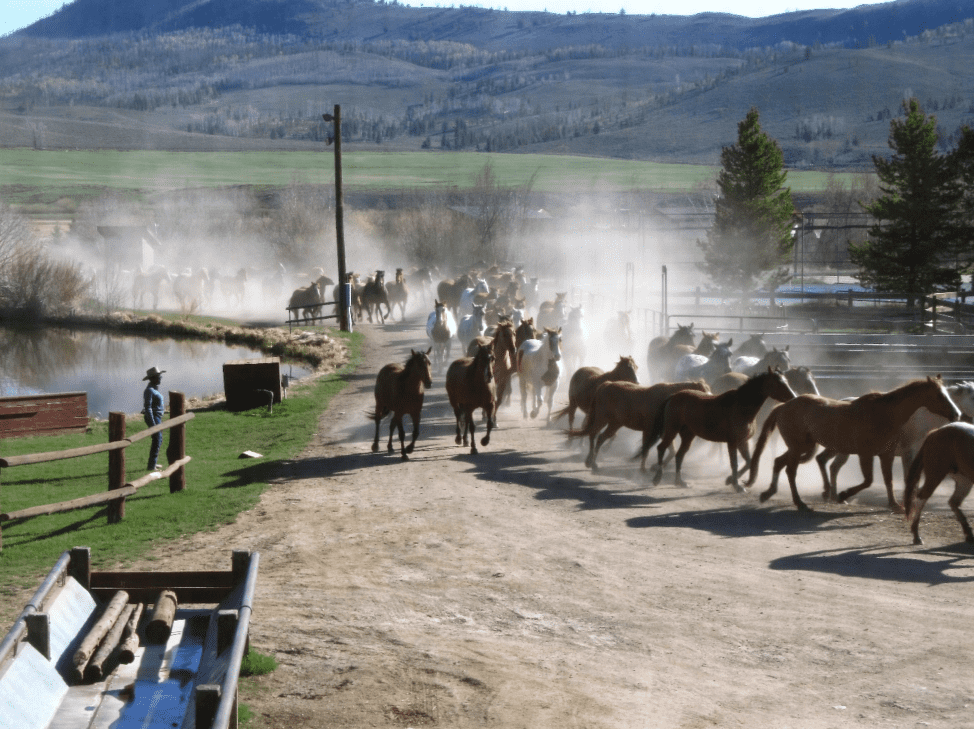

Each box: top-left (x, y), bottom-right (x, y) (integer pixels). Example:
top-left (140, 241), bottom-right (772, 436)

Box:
top-left (0, 329), bottom-right (362, 602)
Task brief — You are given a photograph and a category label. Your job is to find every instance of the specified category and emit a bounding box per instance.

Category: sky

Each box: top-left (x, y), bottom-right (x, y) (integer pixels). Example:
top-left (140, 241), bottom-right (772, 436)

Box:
top-left (1, 0), bottom-right (891, 38)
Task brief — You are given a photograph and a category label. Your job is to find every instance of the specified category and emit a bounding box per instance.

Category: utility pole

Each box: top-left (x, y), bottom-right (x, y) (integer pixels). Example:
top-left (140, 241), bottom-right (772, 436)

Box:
top-left (323, 106), bottom-right (351, 331)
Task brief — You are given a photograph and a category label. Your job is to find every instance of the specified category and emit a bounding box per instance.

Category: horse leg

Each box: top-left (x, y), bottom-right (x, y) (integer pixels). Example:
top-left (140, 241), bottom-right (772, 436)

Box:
top-left (785, 456), bottom-right (813, 511)
top-left (481, 403), bottom-right (494, 447)
top-left (726, 440), bottom-right (750, 492)
top-left (815, 449), bottom-right (844, 502)
top-left (948, 477), bottom-right (974, 543)
top-left (519, 377), bottom-right (529, 419)
top-left (530, 379), bottom-right (542, 419)
top-left (592, 424), bottom-right (621, 471)
top-left (760, 451), bottom-right (791, 503)
top-left (372, 412), bottom-right (384, 453)
top-left (836, 455), bottom-right (875, 505)
top-left (671, 430), bottom-right (695, 488)
top-left (405, 411), bottom-right (421, 458)
top-left (909, 467), bottom-right (948, 545)
top-left (453, 406), bottom-right (464, 445)
top-left (467, 408), bottom-right (478, 455)
top-left (878, 453), bottom-right (904, 513)
top-left (652, 429), bottom-right (676, 484)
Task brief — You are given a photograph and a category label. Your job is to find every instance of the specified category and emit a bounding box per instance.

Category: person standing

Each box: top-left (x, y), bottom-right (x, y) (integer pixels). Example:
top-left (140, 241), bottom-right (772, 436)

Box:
top-left (142, 366), bottom-right (166, 471)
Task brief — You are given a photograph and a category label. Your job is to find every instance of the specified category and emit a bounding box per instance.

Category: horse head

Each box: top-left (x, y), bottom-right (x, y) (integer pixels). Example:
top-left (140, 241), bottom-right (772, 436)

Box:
top-left (612, 355), bottom-right (639, 383)
top-left (763, 346), bottom-right (791, 371)
top-left (763, 366), bottom-right (798, 402)
top-left (950, 381), bottom-right (974, 422)
top-left (411, 348), bottom-right (433, 388)
top-left (671, 323), bottom-right (695, 347)
top-left (544, 326), bottom-right (562, 362)
top-left (926, 375), bottom-right (962, 423)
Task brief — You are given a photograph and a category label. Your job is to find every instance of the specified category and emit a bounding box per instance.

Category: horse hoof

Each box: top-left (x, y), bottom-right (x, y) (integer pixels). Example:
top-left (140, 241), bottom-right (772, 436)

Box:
top-left (480, 436), bottom-right (490, 446)
top-left (471, 447), bottom-right (478, 455)
top-left (371, 443), bottom-right (379, 453)
top-left (759, 490), bottom-right (773, 503)
top-left (890, 503), bottom-right (906, 515)
top-left (387, 445), bottom-right (395, 454)
top-left (913, 536), bottom-right (924, 545)
top-left (455, 436), bottom-right (462, 445)
top-left (401, 453), bottom-right (409, 461)
top-left (405, 444), bottom-right (415, 454)
top-left (652, 473), bottom-right (662, 485)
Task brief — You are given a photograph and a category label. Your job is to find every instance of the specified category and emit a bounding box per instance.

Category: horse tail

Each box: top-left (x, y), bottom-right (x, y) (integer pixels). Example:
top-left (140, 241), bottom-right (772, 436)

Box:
top-left (365, 408), bottom-right (384, 423)
top-left (551, 403), bottom-right (571, 423)
top-left (516, 348), bottom-right (525, 374)
top-left (563, 413), bottom-right (597, 440)
top-left (903, 440), bottom-right (927, 523)
top-left (635, 396), bottom-right (670, 463)
top-left (746, 403), bottom-right (781, 487)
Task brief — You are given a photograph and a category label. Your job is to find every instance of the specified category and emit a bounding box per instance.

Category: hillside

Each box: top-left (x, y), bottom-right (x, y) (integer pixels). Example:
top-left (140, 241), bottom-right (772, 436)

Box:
top-left (1, 0), bottom-right (972, 167)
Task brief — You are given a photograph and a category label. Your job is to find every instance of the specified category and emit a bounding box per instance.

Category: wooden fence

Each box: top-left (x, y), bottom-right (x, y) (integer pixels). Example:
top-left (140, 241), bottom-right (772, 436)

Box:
top-left (0, 391), bottom-right (194, 550)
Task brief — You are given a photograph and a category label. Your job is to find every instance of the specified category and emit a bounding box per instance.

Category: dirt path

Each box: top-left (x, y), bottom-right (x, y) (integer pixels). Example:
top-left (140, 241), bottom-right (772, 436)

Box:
top-left (119, 317), bottom-right (974, 728)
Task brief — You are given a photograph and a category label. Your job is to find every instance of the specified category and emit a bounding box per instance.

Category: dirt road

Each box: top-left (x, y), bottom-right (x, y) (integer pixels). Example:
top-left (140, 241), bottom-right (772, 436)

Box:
top-left (127, 317), bottom-right (974, 728)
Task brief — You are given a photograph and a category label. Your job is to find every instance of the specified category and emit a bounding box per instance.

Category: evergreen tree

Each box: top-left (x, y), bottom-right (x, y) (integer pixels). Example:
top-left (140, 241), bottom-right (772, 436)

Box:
top-left (698, 107), bottom-right (795, 294)
top-left (850, 98), bottom-right (963, 302)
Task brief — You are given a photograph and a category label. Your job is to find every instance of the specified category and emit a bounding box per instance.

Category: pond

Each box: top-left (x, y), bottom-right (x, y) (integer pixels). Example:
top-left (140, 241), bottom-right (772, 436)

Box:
top-left (0, 327), bottom-right (311, 418)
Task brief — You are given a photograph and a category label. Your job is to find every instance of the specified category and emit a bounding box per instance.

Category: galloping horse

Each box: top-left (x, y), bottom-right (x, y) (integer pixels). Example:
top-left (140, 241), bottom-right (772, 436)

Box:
top-left (437, 274), bottom-right (471, 318)
top-left (446, 344), bottom-right (497, 455)
top-left (457, 304), bottom-right (487, 353)
top-left (361, 270), bottom-right (391, 323)
top-left (426, 300), bottom-right (457, 373)
top-left (367, 348), bottom-right (434, 461)
top-left (674, 338), bottom-right (734, 387)
top-left (552, 355), bottom-right (639, 431)
top-left (489, 319), bottom-right (518, 413)
top-left (562, 305), bottom-right (587, 375)
top-left (220, 267), bottom-right (248, 307)
top-left (645, 368), bottom-right (797, 490)
top-left (288, 280), bottom-right (323, 324)
top-left (747, 376), bottom-right (962, 512)
top-left (732, 333), bottom-right (768, 359)
top-left (516, 326), bottom-right (563, 422)
top-left (386, 268), bottom-right (409, 321)
top-left (647, 323), bottom-right (696, 383)
top-left (732, 346), bottom-right (790, 376)
top-left (818, 381), bottom-right (974, 505)
top-left (905, 422), bottom-right (974, 545)
top-left (515, 317), bottom-right (537, 350)
top-left (567, 379), bottom-right (706, 472)
top-left (459, 278), bottom-right (490, 318)
top-left (536, 293), bottom-right (568, 331)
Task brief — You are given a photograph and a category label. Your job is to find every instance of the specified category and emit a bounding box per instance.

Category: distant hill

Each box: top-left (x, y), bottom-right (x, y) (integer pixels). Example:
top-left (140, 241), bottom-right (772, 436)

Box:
top-left (1, 0), bottom-right (972, 168)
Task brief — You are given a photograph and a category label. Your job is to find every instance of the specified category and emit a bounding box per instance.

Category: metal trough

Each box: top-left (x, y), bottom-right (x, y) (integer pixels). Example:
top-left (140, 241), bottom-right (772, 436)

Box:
top-left (0, 547), bottom-right (259, 729)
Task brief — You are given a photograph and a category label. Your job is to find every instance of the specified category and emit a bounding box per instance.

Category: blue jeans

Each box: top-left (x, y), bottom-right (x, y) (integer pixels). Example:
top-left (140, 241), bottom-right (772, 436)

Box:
top-left (145, 414), bottom-right (162, 469)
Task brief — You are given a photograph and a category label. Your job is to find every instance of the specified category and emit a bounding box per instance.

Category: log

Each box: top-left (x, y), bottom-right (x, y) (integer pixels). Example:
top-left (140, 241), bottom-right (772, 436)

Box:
top-left (146, 590), bottom-right (178, 643)
top-left (72, 590), bottom-right (129, 683)
top-left (85, 603), bottom-right (135, 682)
top-left (118, 603), bottom-right (145, 664)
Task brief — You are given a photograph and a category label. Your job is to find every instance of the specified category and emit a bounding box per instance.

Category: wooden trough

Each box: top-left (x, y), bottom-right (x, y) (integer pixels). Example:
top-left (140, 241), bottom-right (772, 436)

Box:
top-left (0, 547), bottom-right (259, 729)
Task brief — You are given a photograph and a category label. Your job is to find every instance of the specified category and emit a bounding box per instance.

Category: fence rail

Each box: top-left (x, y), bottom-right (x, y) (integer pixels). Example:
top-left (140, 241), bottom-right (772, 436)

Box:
top-left (0, 391), bottom-right (194, 550)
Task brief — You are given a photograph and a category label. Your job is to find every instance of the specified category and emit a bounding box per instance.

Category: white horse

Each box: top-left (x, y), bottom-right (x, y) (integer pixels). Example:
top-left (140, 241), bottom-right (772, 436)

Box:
top-left (674, 338), bottom-right (733, 385)
top-left (172, 267), bottom-right (210, 310)
top-left (459, 278), bottom-right (490, 318)
top-left (732, 346), bottom-right (790, 376)
top-left (426, 299), bottom-right (457, 373)
top-left (457, 304), bottom-right (487, 354)
top-left (562, 305), bottom-right (587, 375)
top-left (516, 326), bottom-right (563, 423)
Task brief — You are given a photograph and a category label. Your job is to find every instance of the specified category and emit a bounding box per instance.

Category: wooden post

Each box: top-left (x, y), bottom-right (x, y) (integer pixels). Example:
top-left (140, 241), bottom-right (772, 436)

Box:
top-left (324, 105), bottom-right (349, 332)
top-left (70, 547), bottom-right (91, 590)
top-left (217, 610), bottom-right (238, 655)
top-left (108, 412), bottom-right (126, 524)
top-left (166, 391), bottom-right (186, 494)
top-left (25, 613), bottom-right (51, 660)
top-left (195, 685), bottom-right (221, 729)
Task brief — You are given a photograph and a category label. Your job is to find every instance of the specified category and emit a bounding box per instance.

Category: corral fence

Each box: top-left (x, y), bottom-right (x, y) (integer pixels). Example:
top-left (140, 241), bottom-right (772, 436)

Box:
top-left (0, 391), bottom-right (193, 550)
top-left (286, 282), bottom-right (353, 332)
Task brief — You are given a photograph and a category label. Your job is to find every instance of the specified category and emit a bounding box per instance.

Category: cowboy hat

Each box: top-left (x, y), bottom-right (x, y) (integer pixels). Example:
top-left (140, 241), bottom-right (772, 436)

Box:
top-left (143, 366), bottom-right (166, 381)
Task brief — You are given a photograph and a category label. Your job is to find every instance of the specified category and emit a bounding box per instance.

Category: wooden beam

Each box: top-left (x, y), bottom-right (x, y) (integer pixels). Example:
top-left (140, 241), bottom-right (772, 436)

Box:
top-left (1, 487), bottom-right (137, 521)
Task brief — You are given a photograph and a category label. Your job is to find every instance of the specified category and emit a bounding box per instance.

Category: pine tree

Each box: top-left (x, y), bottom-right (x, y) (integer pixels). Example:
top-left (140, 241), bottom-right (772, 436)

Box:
top-left (850, 98), bottom-right (963, 302)
top-left (698, 107), bottom-right (795, 295)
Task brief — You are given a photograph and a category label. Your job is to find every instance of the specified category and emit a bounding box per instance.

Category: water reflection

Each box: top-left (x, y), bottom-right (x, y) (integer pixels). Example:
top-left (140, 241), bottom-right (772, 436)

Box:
top-left (0, 327), bottom-right (309, 417)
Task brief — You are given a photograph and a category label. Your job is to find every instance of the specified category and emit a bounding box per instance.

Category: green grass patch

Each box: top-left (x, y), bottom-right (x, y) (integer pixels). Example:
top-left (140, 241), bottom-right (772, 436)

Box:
top-left (0, 329), bottom-right (362, 592)
top-left (0, 148), bottom-right (860, 202)
top-left (240, 648), bottom-right (279, 677)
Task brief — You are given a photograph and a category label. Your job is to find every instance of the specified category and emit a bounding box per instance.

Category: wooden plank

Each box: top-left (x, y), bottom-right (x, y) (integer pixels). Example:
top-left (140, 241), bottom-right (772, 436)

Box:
top-left (126, 456), bottom-right (191, 490)
top-left (125, 412), bottom-right (195, 444)
top-left (0, 439), bottom-right (127, 468)
top-left (90, 586), bottom-right (235, 604)
top-left (0, 392), bottom-right (87, 440)
top-left (1, 487), bottom-right (137, 521)
top-left (91, 570), bottom-right (235, 589)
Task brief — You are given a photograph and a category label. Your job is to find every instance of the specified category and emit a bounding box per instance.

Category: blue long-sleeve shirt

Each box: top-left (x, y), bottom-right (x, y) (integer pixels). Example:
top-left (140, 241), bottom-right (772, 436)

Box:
top-left (143, 384), bottom-right (164, 424)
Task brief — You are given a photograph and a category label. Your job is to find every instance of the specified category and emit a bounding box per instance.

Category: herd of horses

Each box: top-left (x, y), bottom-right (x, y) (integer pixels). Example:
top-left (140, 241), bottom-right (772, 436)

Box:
top-left (361, 271), bottom-right (974, 547)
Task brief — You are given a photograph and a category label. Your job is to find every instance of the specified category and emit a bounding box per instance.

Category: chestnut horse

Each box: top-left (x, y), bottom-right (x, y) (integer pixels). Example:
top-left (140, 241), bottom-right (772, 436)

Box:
top-left (446, 343), bottom-right (496, 455)
top-left (645, 368), bottom-right (797, 490)
top-left (367, 348), bottom-right (433, 461)
top-left (747, 376), bottom-right (962, 512)
top-left (904, 422), bottom-right (974, 545)
top-left (568, 380), bottom-right (709, 472)
top-left (386, 268), bottom-right (408, 321)
top-left (552, 355), bottom-right (640, 431)
top-left (647, 323), bottom-right (696, 383)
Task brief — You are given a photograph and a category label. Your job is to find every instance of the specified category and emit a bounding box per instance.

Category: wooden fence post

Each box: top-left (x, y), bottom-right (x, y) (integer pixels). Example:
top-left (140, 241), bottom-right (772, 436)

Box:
top-left (108, 412), bottom-right (126, 524)
top-left (166, 392), bottom-right (186, 494)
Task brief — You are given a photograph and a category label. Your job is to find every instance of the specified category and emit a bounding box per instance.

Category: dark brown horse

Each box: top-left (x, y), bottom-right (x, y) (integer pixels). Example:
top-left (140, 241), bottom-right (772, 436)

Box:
top-left (362, 270), bottom-right (390, 323)
top-left (367, 348), bottom-right (433, 460)
top-left (446, 343), bottom-right (497, 455)
top-left (489, 319), bottom-right (518, 413)
top-left (904, 422), bottom-right (974, 545)
top-left (386, 268), bottom-right (408, 321)
top-left (514, 317), bottom-right (538, 350)
top-left (645, 368), bottom-right (797, 490)
top-left (647, 323), bottom-right (695, 383)
top-left (552, 355), bottom-right (640, 430)
top-left (568, 380), bottom-right (709, 472)
top-left (747, 376), bottom-right (962, 512)
top-left (437, 274), bottom-right (471, 318)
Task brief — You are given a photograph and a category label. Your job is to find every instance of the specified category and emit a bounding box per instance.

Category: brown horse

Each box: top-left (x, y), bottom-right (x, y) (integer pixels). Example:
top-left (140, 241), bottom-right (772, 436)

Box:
top-left (904, 422), bottom-right (974, 545)
top-left (568, 380), bottom-right (709, 472)
top-left (437, 274), bottom-right (471, 318)
top-left (647, 323), bottom-right (695, 383)
top-left (386, 268), bottom-right (408, 321)
top-left (489, 319), bottom-right (518, 412)
top-left (514, 317), bottom-right (538, 350)
top-left (367, 348), bottom-right (434, 460)
top-left (361, 270), bottom-right (390, 323)
top-left (645, 368), bottom-right (797, 490)
top-left (446, 343), bottom-right (497, 455)
top-left (552, 355), bottom-right (640, 430)
top-left (748, 376), bottom-right (962, 512)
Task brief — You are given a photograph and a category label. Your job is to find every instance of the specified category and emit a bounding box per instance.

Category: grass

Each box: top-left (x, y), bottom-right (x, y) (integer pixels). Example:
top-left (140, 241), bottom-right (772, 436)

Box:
top-left (0, 326), bottom-right (362, 598)
top-left (0, 148), bottom-right (860, 208)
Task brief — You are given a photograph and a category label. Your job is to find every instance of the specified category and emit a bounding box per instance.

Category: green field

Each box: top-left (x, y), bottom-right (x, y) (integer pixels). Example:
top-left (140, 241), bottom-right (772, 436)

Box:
top-left (0, 148), bottom-right (853, 206)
